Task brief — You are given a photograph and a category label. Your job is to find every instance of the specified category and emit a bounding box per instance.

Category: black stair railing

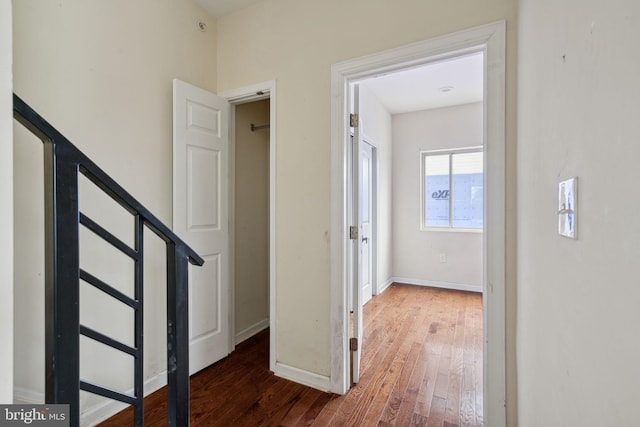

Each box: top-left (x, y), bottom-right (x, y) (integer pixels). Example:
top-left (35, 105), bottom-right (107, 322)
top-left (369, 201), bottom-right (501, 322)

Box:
top-left (13, 94), bottom-right (204, 426)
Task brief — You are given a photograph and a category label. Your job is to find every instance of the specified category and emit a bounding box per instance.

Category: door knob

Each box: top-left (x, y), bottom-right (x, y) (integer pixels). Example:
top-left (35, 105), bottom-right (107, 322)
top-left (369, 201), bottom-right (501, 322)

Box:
top-left (362, 237), bottom-right (368, 243)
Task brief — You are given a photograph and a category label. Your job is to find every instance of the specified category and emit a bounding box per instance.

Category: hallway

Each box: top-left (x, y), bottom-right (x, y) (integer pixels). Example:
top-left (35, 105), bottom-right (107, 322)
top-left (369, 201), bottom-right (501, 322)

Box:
top-left (100, 284), bottom-right (482, 426)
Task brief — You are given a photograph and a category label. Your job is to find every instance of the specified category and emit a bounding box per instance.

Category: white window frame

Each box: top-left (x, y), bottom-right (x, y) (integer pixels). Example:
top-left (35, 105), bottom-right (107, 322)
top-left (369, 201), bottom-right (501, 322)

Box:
top-left (420, 146), bottom-right (483, 232)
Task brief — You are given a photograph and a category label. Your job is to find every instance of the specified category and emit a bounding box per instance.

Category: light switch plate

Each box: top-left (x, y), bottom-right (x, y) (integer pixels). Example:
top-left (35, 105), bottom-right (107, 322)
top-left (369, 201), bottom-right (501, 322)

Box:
top-left (558, 177), bottom-right (577, 239)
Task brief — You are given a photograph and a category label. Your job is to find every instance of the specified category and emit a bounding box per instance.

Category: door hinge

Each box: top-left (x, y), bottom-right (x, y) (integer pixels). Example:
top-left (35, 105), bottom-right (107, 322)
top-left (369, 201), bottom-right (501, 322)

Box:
top-left (350, 113), bottom-right (359, 127)
top-left (350, 337), bottom-right (358, 351)
top-left (349, 226), bottom-right (358, 240)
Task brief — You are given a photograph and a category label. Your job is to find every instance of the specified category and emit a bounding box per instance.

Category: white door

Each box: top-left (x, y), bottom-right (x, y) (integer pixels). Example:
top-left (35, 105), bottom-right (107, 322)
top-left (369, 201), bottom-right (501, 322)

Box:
top-left (351, 84), bottom-right (364, 384)
top-left (173, 79), bottom-right (230, 375)
top-left (359, 141), bottom-right (374, 305)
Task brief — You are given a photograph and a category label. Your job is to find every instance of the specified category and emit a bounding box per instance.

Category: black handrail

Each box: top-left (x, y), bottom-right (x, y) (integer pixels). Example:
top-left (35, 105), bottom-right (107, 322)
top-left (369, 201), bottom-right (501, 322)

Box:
top-left (13, 94), bottom-right (203, 426)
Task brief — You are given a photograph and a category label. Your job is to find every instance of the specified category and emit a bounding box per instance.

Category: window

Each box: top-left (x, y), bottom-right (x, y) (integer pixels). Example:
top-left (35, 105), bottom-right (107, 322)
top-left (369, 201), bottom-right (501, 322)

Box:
top-left (421, 148), bottom-right (483, 230)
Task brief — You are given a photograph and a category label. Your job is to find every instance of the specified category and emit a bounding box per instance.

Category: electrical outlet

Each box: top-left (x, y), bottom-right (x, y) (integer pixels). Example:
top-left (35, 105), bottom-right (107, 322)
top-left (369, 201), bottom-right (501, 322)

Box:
top-left (439, 253), bottom-right (447, 263)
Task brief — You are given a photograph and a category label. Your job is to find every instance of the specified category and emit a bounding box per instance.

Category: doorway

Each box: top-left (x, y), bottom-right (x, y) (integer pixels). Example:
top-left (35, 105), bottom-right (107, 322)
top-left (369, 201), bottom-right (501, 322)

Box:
top-left (358, 139), bottom-right (376, 305)
top-left (222, 81), bottom-right (277, 371)
top-left (233, 99), bottom-right (270, 346)
top-left (330, 22), bottom-right (506, 427)
top-left (348, 51), bottom-right (485, 406)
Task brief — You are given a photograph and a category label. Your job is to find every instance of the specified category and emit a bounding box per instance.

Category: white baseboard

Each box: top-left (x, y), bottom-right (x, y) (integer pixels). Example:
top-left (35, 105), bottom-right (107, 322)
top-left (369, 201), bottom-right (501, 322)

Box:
top-left (375, 278), bottom-right (393, 295)
top-left (274, 362), bottom-right (331, 392)
top-left (80, 371), bottom-right (167, 427)
top-left (14, 374), bottom-right (166, 427)
top-left (391, 277), bottom-right (482, 293)
top-left (16, 316), bottom-right (270, 425)
top-left (235, 318), bottom-right (269, 345)
top-left (13, 386), bottom-right (44, 404)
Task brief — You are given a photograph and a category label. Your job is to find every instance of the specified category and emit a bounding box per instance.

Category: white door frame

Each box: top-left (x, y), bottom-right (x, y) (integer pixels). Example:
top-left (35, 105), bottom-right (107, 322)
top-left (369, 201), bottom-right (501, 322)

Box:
top-left (220, 81), bottom-right (277, 372)
top-left (330, 21), bottom-right (506, 427)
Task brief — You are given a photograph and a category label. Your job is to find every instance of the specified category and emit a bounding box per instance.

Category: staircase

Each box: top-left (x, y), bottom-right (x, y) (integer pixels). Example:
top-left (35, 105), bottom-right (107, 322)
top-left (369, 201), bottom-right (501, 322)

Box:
top-left (13, 94), bottom-right (203, 426)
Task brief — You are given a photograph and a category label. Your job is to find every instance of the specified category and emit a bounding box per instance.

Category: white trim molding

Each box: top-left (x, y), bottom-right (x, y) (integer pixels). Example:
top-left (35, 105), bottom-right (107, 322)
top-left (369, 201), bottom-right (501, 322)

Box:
top-left (392, 277), bottom-right (482, 294)
top-left (274, 363), bottom-right (331, 393)
top-left (376, 278), bottom-right (394, 295)
top-left (79, 372), bottom-right (168, 426)
top-left (330, 21), bottom-right (506, 427)
top-left (235, 318), bottom-right (269, 345)
top-left (13, 387), bottom-right (44, 405)
top-left (13, 372), bottom-right (170, 425)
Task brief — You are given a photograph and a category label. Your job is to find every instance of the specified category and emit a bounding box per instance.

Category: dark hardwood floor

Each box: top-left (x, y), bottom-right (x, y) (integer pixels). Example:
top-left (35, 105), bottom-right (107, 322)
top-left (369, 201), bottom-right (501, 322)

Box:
top-left (98, 283), bottom-right (482, 426)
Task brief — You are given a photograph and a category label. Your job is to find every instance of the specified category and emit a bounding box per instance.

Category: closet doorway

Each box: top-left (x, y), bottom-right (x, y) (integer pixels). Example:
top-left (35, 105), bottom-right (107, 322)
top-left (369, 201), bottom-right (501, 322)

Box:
top-left (233, 99), bottom-right (271, 347)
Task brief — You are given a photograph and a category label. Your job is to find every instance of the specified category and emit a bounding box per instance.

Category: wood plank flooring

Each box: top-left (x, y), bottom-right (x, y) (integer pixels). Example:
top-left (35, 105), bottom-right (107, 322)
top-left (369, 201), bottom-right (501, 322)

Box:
top-left (98, 283), bottom-right (482, 426)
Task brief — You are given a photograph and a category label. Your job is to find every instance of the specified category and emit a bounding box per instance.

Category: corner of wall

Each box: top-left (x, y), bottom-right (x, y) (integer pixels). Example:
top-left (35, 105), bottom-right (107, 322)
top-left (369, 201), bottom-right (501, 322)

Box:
top-left (0, 0), bottom-right (13, 404)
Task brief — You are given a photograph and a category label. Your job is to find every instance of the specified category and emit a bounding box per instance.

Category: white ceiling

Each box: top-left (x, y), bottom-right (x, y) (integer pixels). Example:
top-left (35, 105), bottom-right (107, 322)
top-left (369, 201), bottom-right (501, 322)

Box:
top-left (359, 52), bottom-right (484, 114)
top-left (195, 0), bottom-right (263, 18)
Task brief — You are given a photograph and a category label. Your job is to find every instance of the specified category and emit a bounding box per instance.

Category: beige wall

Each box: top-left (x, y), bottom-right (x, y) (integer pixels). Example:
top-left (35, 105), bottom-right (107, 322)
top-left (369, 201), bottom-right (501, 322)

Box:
top-left (392, 103), bottom-right (483, 287)
top-left (517, 0), bottom-right (640, 425)
top-left (358, 85), bottom-right (393, 291)
top-left (217, 1), bottom-right (517, 420)
top-left (234, 99), bottom-right (270, 339)
top-left (0, 0), bottom-right (13, 404)
top-left (10, 0), bottom-right (640, 424)
top-left (10, 0), bottom-right (520, 422)
top-left (12, 0), bottom-right (218, 421)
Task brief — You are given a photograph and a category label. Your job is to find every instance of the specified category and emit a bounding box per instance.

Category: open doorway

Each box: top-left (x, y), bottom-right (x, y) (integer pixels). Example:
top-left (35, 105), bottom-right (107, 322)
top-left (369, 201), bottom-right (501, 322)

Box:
top-left (347, 50), bottom-right (485, 415)
top-left (222, 81), bottom-right (277, 372)
top-left (356, 51), bottom-right (484, 294)
top-left (331, 22), bottom-right (506, 426)
top-left (233, 99), bottom-right (270, 346)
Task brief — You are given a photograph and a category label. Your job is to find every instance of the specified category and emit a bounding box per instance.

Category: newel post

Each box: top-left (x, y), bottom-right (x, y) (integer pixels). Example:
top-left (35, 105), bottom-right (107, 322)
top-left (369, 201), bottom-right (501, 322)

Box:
top-left (166, 243), bottom-right (191, 426)
top-left (43, 141), bottom-right (81, 426)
